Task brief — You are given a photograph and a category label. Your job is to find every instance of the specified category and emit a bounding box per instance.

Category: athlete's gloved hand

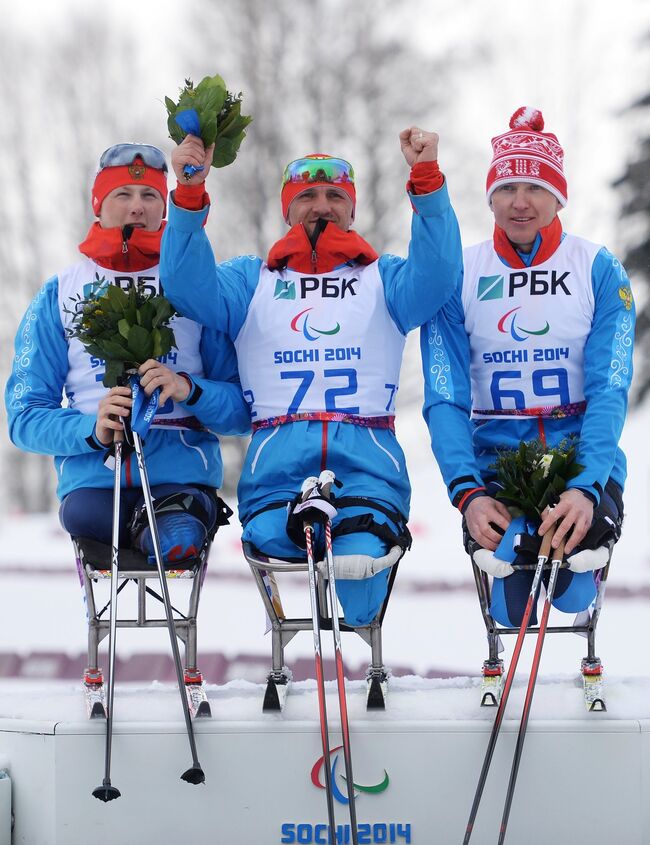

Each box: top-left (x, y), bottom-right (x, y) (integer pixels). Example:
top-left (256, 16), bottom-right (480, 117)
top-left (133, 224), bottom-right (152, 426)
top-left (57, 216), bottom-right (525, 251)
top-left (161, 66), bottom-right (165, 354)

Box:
top-left (286, 474), bottom-right (338, 548)
top-left (567, 545), bottom-right (610, 573)
top-left (472, 548), bottom-right (515, 579)
top-left (292, 475), bottom-right (337, 522)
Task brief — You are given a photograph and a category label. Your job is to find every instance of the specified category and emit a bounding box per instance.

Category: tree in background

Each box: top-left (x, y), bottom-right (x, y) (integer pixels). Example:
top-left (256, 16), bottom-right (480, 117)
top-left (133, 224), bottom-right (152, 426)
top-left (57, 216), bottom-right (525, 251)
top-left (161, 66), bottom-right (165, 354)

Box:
top-left (183, 0), bottom-right (457, 256)
top-left (614, 93), bottom-right (650, 403)
top-left (0, 1), bottom-right (477, 510)
top-left (180, 0), bottom-right (463, 419)
top-left (0, 15), bottom-right (157, 512)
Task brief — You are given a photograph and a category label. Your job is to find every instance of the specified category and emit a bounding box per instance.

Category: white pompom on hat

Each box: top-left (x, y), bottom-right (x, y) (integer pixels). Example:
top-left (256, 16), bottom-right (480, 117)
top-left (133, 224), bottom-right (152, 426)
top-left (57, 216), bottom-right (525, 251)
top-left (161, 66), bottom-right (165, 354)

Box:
top-left (486, 107), bottom-right (567, 206)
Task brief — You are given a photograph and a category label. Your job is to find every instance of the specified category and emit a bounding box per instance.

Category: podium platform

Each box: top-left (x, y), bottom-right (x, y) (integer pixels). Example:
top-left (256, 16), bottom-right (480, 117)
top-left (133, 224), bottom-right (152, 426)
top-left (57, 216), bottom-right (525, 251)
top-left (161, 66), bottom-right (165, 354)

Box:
top-left (1, 676), bottom-right (649, 844)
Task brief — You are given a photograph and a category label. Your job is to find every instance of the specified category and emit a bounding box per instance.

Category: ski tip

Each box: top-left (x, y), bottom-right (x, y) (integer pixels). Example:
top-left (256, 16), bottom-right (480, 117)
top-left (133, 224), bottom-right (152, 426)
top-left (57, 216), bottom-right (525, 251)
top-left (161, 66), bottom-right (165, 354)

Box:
top-left (181, 765), bottom-right (206, 785)
top-left (92, 784), bottom-right (121, 802)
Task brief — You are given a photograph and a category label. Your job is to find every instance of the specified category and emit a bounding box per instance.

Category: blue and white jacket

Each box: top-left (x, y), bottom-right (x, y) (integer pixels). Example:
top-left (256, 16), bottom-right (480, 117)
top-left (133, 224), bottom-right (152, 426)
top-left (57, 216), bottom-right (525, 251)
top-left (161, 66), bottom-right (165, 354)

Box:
top-left (161, 182), bottom-right (462, 523)
top-left (421, 224), bottom-right (635, 512)
top-left (5, 255), bottom-right (251, 499)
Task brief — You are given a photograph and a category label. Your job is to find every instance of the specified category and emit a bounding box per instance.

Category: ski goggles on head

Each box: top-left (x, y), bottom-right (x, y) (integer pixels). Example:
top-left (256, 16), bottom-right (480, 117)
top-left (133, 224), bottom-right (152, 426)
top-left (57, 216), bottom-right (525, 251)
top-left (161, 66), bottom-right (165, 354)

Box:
top-left (97, 143), bottom-right (168, 173)
top-left (281, 155), bottom-right (355, 188)
top-left (281, 155), bottom-right (356, 220)
top-left (92, 143), bottom-right (169, 215)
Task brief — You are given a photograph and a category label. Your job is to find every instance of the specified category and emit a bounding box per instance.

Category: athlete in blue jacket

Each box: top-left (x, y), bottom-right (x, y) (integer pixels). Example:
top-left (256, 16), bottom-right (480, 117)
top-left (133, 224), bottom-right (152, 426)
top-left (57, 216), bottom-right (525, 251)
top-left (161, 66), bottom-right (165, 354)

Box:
top-left (161, 128), bottom-right (462, 626)
top-left (6, 143), bottom-right (250, 561)
top-left (421, 107), bottom-right (635, 627)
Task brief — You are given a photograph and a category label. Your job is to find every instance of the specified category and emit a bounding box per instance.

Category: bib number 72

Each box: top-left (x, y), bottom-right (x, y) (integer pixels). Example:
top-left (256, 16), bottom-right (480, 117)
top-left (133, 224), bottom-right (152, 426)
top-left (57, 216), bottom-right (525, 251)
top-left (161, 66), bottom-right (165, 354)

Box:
top-left (281, 368), bottom-right (359, 414)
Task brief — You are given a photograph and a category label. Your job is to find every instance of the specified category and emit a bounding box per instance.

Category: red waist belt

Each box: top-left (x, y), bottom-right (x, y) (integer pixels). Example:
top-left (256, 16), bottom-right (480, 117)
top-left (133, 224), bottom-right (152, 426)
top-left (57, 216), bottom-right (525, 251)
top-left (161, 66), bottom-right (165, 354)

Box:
top-left (472, 401), bottom-right (587, 420)
top-left (252, 411), bottom-right (396, 433)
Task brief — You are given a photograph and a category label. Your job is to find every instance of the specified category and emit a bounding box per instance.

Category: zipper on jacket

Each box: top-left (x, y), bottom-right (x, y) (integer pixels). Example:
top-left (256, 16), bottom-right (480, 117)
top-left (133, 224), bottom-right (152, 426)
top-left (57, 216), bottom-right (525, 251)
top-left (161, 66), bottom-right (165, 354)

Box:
top-left (307, 218), bottom-right (328, 273)
top-left (121, 224), bottom-right (134, 255)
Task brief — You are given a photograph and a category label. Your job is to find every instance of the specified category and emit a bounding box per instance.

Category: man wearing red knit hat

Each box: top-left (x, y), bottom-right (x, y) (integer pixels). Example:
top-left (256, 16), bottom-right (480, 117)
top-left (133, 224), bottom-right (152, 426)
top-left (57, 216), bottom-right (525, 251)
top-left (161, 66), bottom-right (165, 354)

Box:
top-left (421, 107), bottom-right (634, 635)
top-left (6, 143), bottom-right (250, 564)
top-left (161, 128), bottom-right (462, 629)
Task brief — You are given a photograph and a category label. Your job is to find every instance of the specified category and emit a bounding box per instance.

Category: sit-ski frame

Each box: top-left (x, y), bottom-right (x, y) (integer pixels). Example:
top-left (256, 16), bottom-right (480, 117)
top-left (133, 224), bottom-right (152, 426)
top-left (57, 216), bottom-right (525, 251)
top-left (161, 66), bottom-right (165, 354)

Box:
top-left (243, 541), bottom-right (400, 711)
top-left (471, 546), bottom-right (613, 711)
top-left (73, 535), bottom-right (212, 718)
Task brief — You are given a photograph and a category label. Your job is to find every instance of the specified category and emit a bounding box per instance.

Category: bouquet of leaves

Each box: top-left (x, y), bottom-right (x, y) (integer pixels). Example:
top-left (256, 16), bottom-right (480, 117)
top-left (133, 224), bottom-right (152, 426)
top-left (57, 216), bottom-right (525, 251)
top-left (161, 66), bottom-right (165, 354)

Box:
top-left (490, 438), bottom-right (584, 523)
top-left (66, 279), bottom-right (177, 388)
top-left (165, 74), bottom-right (252, 169)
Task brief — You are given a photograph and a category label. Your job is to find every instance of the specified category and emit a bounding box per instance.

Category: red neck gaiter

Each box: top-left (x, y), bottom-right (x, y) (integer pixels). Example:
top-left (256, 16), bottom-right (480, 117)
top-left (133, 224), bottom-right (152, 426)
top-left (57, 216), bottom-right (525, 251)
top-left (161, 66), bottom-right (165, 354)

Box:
top-left (493, 215), bottom-right (563, 269)
top-left (78, 222), bottom-right (165, 272)
top-left (267, 222), bottom-right (379, 274)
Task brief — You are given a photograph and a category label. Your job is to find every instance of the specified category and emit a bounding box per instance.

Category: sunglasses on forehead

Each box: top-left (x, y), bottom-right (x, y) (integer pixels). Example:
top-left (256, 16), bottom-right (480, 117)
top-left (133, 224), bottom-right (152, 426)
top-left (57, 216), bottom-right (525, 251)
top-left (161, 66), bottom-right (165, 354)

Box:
top-left (282, 156), bottom-right (355, 188)
top-left (98, 143), bottom-right (168, 173)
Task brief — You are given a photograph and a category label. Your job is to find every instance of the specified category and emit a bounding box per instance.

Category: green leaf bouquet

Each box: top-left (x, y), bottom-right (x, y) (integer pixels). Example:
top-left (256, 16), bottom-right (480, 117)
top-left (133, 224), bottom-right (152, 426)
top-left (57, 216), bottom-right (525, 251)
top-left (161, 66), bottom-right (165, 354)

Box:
top-left (66, 278), bottom-right (178, 388)
top-left (490, 438), bottom-right (584, 523)
top-left (165, 74), bottom-right (253, 169)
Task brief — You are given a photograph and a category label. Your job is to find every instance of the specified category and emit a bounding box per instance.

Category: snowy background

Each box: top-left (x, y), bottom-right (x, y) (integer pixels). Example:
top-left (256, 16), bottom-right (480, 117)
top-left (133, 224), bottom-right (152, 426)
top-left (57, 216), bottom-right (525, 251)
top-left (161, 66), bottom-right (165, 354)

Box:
top-left (0, 0), bottom-right (649, 701)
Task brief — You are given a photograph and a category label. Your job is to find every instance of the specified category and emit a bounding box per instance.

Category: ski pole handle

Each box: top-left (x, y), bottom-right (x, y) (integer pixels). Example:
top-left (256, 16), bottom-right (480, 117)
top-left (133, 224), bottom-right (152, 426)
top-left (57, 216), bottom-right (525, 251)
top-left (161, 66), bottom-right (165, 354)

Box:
top-left (318, 469), bottom-right (336, 500)
top-left (538, 531), bottom-right (553, 560)
top-left (300, 476), bottom-right (319, 500)
top-left (551, 538), bottom-right (566, 564)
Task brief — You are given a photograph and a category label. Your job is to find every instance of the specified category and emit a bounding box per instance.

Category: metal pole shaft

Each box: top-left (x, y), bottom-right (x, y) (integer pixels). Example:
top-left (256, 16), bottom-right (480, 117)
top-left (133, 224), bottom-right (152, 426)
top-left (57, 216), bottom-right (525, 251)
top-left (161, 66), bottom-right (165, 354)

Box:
top-left (132, 430), bottom-right (204, 783)
top-left (498, 543), bottom-right (564, 844)
top-left (93, 433), bottom-right (123, 801)
top-left (463, 532), bottom-right (553, 843)
top-left (305, 524), bottom-right (337, 838)
top-left (323, 518), bottom-right (358, 845)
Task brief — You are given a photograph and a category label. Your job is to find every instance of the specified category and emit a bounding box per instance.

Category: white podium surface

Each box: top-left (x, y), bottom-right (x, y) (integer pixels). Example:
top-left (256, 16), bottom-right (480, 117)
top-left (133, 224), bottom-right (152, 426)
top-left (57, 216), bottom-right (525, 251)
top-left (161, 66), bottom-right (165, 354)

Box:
top-left (1, 676), bottom-right (650, 845)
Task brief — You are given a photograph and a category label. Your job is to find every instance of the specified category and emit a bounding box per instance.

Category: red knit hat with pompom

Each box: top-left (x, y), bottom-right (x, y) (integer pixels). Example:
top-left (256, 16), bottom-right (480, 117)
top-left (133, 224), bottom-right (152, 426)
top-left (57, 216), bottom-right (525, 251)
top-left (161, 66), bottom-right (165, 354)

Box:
top-left (486, 107), bottom-right (567, 206)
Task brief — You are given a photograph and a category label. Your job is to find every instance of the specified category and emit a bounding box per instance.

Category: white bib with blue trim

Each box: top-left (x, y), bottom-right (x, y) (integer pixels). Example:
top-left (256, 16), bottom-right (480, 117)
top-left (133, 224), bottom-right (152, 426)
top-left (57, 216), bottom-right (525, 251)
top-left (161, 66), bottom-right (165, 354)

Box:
top-left (234, 262), bottom-right (405, 419)
top-left (462, 235), bottom-right (599, 417)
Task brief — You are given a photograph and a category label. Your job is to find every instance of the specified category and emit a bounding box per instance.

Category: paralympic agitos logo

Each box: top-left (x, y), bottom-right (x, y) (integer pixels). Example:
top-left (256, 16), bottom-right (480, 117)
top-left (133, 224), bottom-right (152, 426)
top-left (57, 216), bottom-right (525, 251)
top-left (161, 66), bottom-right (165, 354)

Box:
top-left (497, 306), bottom-right (550, 341)
top-left (291, 308), bottom-right (341, 341)
top-left (311, 746), bottom-right (389, 804)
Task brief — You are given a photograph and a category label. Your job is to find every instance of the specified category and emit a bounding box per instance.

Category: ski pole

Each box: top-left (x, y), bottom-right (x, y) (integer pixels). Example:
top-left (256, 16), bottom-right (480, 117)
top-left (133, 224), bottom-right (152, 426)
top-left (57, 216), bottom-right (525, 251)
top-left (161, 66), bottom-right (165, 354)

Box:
top-left (498, 539), bottom-right (565, 844)
top-left (303, 485), bottom-right (337, 840)
top-left (463, 531), bottom-right (552, 843)
top-left (92, 430), bottom-right (123, 802)
top-left (131, 428), bottom-right (205, 785)
top-left (319, 471), bottom-right (359, 845)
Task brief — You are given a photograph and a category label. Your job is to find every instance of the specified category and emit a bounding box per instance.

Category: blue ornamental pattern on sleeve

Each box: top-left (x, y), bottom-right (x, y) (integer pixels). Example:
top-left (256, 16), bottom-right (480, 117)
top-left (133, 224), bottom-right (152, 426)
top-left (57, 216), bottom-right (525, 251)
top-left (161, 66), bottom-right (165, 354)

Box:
top-left (610, 310), bottom-right (633, 388)
top-left (9, 286), bottom-right (47, 411)
top-left (609, 252), bottom-right (634, 390)
top-left (426, 315), bottom-right (452, 400)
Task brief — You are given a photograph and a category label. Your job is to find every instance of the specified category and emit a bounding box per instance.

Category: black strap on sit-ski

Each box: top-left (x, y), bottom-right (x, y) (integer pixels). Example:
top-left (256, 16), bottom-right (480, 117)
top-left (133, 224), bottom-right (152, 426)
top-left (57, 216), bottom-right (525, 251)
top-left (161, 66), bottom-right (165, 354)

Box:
top-left (330, 496), bottom-right (412, 552)
top-left (129, 488), bottom-right (232, 544)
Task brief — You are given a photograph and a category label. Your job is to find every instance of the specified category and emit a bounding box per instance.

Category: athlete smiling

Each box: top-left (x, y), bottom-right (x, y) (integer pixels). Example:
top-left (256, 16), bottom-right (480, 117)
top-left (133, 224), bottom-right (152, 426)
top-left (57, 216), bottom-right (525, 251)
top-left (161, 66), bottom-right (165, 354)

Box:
top-left (421, 106), bottom-right (635, 628)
